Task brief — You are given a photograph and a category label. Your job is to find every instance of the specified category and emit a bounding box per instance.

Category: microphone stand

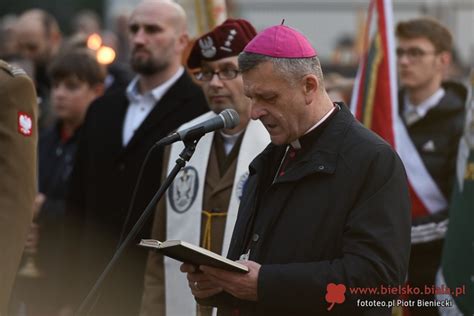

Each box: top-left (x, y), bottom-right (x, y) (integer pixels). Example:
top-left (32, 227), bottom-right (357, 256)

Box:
top-left (76, 138), bottom-right (200, 315)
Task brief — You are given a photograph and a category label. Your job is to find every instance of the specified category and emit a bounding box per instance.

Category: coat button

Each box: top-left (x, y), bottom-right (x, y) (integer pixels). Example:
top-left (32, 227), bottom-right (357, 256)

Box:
top-left (252, 233), bottom-right (259, 242)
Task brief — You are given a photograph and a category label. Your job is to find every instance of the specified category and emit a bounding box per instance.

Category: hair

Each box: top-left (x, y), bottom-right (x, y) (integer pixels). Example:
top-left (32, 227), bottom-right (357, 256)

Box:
top-left (396, 17), bottom-right (453, 53)
top-left (48, 48), bottom-right (106, 86)
top-left (238, 52), bottom-right (324, 88)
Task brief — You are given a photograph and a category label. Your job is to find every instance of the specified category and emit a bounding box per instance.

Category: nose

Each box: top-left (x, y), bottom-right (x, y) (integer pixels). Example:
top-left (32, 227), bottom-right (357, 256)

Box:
top-left (51, 85), bottom-right (66, 103)
top-left (131, 28), bottom-right (147, 46)
top-left (397, 53), bottom-right (411, 66)
top-left (208, 73), bottom-right (224, 88)
top-left (52, 85), bottom-right (65, 97)
top-left (250, 101), bottom-right (266, 120)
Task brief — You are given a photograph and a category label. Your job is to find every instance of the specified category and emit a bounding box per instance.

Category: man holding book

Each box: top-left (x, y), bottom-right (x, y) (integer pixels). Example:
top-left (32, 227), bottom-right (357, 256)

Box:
top-left (181, 24), bottom-right (412, 315)
top-left (140, 19), bottom-right (270, 316)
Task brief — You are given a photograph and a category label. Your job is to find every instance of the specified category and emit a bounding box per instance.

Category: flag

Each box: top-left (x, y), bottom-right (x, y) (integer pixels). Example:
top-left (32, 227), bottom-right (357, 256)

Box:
top-left (195, 0), bottom-right (227, 35)
top-left (440, 71), bottom-right (474, 316)
top-left (350, 0), bottom-right (447, 222)
top-left (350, 0), bottom-right (398, 147)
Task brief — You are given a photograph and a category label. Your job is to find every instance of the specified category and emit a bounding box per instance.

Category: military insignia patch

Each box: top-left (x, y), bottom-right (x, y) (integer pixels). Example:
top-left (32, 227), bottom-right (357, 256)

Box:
top-left (236, 171), bottom-right (249, 200)
top-left (168, 166), bottom-right (199, 213)
top-left (18, 112), bottom-right (33, 136)
top-left (199, 36), bottom-right (216, 58)
top-left (220, 29), bottom-right (237, 52)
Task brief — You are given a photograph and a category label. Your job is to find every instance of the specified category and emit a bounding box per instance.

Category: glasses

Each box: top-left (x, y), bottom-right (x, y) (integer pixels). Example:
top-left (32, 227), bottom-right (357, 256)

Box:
top-left (194, 68), bottom-right (240, 81)
top-left (396, 47), bottom-right (437, 61)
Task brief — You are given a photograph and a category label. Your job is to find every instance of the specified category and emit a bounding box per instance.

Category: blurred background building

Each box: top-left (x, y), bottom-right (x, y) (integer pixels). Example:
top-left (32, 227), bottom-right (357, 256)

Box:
top-left (2, 0), bottom-right (473, 66)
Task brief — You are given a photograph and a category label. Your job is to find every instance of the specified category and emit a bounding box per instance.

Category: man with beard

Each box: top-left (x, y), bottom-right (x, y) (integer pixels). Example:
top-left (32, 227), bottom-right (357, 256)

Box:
top-left (65, 1), bottom-right (208, 315)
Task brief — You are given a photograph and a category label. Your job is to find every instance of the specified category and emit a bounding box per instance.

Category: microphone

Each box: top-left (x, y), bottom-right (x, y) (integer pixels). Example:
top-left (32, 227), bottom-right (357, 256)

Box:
top-left (156, 109), bottom-right (240, 146)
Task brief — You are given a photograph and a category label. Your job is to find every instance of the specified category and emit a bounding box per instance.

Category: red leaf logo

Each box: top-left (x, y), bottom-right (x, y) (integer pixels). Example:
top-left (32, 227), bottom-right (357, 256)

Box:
top-left (325, 283), bottom-right (346, 311)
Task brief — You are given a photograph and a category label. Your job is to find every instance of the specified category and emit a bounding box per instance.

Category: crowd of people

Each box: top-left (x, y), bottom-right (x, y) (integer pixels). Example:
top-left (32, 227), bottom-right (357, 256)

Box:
top-left (0, 0), bottom-right (471, 315)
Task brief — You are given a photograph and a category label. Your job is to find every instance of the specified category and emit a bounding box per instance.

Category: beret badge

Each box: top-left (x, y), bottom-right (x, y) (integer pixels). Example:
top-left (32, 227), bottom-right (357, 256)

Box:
top-left (199, 36), bottom-right (217, 58)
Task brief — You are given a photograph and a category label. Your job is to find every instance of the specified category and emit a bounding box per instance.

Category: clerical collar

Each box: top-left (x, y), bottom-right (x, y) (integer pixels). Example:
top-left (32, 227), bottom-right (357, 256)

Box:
top-left (290, 104), bottom-right (339, 149)
top-left (220, 129), bottom-right (244, 155)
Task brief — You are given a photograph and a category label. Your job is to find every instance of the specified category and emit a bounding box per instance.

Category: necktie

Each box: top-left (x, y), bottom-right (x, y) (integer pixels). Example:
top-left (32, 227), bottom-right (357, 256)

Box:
top-left (404, 108), bottom-right (421, 126)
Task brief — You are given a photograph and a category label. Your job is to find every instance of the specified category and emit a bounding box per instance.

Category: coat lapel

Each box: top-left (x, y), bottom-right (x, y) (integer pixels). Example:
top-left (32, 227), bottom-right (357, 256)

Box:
top-left (108, 94), bottom-right (129, 156)
top-left (117, 73), bottom-right (189, 158)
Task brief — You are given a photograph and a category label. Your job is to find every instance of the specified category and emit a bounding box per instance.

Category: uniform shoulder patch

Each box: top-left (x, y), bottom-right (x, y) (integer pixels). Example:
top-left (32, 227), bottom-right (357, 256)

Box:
top-left (18, 112), bottom-right (33, 136)
top-left (0, 60), bottom-right (27, 77)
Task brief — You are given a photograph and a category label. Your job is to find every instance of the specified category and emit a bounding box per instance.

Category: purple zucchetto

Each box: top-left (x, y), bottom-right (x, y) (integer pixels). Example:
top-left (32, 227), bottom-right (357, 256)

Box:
top-left (243, 24), bottom-right (317, 58)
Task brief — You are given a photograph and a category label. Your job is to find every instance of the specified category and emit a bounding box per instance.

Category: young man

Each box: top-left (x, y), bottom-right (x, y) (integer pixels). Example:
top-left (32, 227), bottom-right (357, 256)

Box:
top-left (396, 18), bottom-right (467, 316)
top-left (9, 48), bottom-right (105, 316)
top-left (65, 1), bottom-right (208, 314)
top-left (181, 24), bottom-right (411, 315)
top-left (140, 19), bottom-right (270, 316)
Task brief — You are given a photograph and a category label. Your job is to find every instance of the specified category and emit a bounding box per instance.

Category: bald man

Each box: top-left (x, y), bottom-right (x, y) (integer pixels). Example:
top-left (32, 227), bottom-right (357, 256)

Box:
top-left (15, 9), bottom-right (61, 69)
top-left (15, 9), bottom-right (62, 131)
top-left (65, 1), bottom-right (208, 315)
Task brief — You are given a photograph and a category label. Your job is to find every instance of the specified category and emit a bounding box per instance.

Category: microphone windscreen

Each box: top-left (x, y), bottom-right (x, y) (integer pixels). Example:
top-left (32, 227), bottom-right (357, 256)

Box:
top-left (220, 109), bottom-right (240, 129)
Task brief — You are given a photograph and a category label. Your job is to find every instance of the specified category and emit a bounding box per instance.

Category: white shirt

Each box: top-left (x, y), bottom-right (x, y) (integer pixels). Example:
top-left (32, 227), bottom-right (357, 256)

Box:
top-left (404, 88), bottom-right (445, 120)
top-left (122, 67), bottom-right (184, 146)
top-left (220, 129), bottom-right (244, 155)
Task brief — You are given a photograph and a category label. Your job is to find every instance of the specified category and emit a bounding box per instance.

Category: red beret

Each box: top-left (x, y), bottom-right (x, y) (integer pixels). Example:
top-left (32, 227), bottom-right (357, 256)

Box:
top-left (187, 18), bottom-right (257, 69)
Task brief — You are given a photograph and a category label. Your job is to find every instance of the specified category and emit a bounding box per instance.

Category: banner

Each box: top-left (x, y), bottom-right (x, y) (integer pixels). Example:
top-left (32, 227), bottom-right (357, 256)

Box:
top-left (350, 0), bottom-right (447, 220)
top-left (440, 71), bottom-right (474, 316)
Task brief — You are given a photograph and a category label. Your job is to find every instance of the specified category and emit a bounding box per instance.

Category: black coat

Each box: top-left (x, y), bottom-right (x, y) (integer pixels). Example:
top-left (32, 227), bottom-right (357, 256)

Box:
top-left (399, 81), bottom-right (467, 223)
top-left (206, 104), bottom-right (411, 316)
top-left (66, 72), bottom-right (208, 315)
top-left (399, 81), bottom-right (467, 314)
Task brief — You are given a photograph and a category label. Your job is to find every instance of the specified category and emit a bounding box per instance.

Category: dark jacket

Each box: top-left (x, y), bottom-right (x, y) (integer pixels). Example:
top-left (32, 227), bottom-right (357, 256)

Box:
top-left (204, 104), bottom-right (411, 316)
top-left (399, 81), bottom-right (467, 224)
top-left (34, 122), bottom-right (81, 310)
top-left (66, 71), bottom-right (208, 315)
top-left (39, 122), bottom-right (80, 217)
top-left (399, 81), bottom-right (467, 314)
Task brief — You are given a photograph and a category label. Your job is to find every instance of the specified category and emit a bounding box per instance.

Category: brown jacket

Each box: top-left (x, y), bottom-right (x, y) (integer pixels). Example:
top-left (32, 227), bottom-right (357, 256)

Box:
top-left (140, 133), bottom-right (242, 316)
top-left (0, 60), bottom-right (37, 314)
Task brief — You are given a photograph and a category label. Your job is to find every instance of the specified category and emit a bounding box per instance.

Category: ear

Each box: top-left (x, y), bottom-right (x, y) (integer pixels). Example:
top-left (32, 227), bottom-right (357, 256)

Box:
top-left (92, 83), bottom-right (105, 97)
top-left (302, 74), bottom-right (319, 105)
top-left (50, 30), bottom-right (62, 48)
top-left (176, 32), bottom-right (190, 53)
top-left (438, 51), bottom-right (451, 68)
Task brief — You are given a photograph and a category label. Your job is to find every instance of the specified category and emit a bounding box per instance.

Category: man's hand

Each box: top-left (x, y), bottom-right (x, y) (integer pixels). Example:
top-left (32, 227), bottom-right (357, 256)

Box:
top-left (200, 260), bottom-right (261, 301)
top-left (180, 263), bottom-right (223, 299)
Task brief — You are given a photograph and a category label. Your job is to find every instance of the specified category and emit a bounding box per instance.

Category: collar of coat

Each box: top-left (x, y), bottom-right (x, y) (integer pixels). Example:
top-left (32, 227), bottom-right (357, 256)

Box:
top-left (248, 102), bottom-right (353, 184)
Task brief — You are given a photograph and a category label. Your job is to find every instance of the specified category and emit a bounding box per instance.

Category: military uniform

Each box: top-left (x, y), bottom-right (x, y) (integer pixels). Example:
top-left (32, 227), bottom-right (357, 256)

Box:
top-left (0, 60), bottom-right (37, 314)
top-left (140, 18), bottom-right (264, 316)
top-left (141, 133), bottom-right (243, 316)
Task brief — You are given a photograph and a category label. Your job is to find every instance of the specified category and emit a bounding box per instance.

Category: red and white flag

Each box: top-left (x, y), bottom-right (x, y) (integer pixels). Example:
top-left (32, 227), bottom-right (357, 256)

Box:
top-left (350, 0), bottom-right (447, 223)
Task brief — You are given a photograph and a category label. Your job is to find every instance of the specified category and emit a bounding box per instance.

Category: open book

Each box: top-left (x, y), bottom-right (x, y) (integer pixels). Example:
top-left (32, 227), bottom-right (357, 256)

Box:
top-left (139, 239), bottom-right (249, 273)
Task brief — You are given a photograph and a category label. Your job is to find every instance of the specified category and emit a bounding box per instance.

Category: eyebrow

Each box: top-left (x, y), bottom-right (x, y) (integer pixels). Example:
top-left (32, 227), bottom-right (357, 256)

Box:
top-left (128, 22), bottom-right (163, 32)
